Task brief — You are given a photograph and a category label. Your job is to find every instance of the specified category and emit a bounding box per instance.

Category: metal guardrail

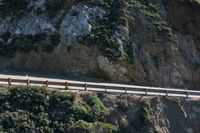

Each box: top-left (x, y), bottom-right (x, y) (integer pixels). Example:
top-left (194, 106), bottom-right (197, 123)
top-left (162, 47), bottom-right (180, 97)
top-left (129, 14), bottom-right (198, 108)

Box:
top-left (0, 77), bottom-right (200, 98)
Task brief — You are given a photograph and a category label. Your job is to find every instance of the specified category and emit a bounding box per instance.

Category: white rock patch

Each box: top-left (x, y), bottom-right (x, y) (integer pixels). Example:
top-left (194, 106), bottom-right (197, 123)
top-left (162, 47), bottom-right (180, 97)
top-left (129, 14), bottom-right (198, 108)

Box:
top-left (15, 15), bottom-right (55, 36)
top-left (60, 5), bottom-right (106, 45)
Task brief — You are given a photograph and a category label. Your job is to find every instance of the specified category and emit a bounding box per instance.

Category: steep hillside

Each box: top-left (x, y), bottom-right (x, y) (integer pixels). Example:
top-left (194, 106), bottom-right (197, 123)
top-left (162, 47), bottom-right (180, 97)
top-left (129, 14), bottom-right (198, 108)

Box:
top-left (0, 86), bottom-right (200, 133)
top-left (0, 0), bottom-right (200, 89)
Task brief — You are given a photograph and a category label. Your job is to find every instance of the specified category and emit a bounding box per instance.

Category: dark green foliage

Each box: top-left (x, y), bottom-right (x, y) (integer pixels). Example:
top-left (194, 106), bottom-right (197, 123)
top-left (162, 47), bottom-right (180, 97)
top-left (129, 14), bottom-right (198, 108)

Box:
top-left (0, 0), bottom-right (29, 16)
top-left (118, 17), bottom-right (129, 27)
top-left (42, 33), bottom-right (61, 52)
top-left (69, 96), bottom-right (108, 122)
top-left (140, 106), bottom-right (150, 125)
top-left (68, 120), bottom-right (118, 133)
top-left (0, 91), bottom-right (8, 111)
top-left (0, 32), bottom-right (60, 57)
top-left (8, 87), bottom-right (48, 113)
top-left (137, 0), bottom-right (176, 41)
top-left (69, 104), bottom-right (91, 121)
top-left (0, 110), bottom-right (37, 132)
top-left (80, 0), bottom-right (135, 61)
top-left (124, 42), bottom-right (134, 64)
top-left (86, 96), bottom-right (107, 119)
top-left (80, 0), bottom-right (177, 62)
top-left (1, 32), bottom-right (10, 42)
top-left (45, 0), bottom-right (65, 17)
top-left (132, 105), bottom-right (151, 131)
top-left (0, 87), bottom-right (116, 133)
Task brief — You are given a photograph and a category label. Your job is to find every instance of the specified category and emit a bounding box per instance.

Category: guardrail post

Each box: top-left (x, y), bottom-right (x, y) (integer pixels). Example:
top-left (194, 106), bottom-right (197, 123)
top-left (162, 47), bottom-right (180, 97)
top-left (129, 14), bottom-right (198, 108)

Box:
top-left (8, 78), bottom-right (12, 86)
top-left (125, 87), bottom-right (127, 94)
top-left (186, 91), bottom-right (189, 98)
top-left (45, 80), bottom-right (49, 87)
top-left (145, 89), bottom-right (148, 95)
top-left (166, 90), bottom-right (168, 96)
top-left (65, 82), bottom-right (68, 90)
top-left (27, 79), bottom-right (30, 86)
top-left (105, 86), bottom-right (107, 92)
top-left (85, 83), bottom-right (87, 91)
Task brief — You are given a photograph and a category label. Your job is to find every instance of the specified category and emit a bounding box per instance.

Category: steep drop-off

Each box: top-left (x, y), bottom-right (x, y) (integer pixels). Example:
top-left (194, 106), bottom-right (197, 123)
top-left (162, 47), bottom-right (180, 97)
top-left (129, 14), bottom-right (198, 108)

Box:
top-left (0, 86), bottom-right (200, 133)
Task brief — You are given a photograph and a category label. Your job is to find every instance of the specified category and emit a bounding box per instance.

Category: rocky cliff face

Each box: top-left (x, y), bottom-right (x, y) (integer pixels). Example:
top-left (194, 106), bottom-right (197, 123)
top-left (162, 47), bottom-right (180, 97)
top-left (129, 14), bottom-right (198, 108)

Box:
top-left (0, 0), bottom-right (200, 89)
top-left (102, 94), bottom-right (200, 133)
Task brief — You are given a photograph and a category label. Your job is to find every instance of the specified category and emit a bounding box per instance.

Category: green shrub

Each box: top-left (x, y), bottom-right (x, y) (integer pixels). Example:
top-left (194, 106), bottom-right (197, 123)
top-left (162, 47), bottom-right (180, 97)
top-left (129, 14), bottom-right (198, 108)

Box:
top-left (0, 91), bottom-right (7, 105)
top-left (140, 106), bottom-right (150, 125)
top-left (69, 104), bottom-right (91, 121)
top-left (68, 120), bottom-right (118, 133)
top-left (0, 110), bottom-right (36, 132)
top-left (68, 96), bottom-right (108, 122)
top-left (0, 86), bottom-right (116, 132)
top-left (8, 87), bottom-right (47, 113)
top-left (139, 1), bottom-right (176, 41)
top-left (118, 17), bottom-right (128, 27)
top-left (131, 105), bottom-right (151, 131)
top-left (86, 96), bottom-right (108, 116)
top-left (0, 32), bottom-right (60, 57)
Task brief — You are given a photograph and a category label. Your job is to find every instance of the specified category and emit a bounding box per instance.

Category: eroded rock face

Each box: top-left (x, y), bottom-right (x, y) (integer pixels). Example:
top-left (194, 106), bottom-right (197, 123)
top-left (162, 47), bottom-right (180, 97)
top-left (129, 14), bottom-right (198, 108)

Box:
top-left (162, 0), bottom-right (200, 85)
top-left (101, 94), bottom-right (200, 133)
top-left (0, 0), bottom-right (52, 36)
top-left (15, 15), bottom-right (55, 36)
top-left (60, 5), bottom-right (106, 45)
top-left (0, 0), bottom-right (199, 89)
top-left (0, 18), bottom-right (9, 36)
top-left (11, 43), bottom-right (99, 75)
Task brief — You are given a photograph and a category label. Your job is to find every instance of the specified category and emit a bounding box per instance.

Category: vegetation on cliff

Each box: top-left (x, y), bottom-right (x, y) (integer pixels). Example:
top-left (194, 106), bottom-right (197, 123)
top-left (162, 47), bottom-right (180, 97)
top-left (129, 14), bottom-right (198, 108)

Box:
top-left (0, 86), bottom-right (155, 133)
top-left (0, 86), bottom-right (200, 132)
top-left (0, 0), bottom-right (177, 61)
top-left (0, 0), bottom-right (199, 61)
top-left (0, 87), bottom-right (117, 132)
top-left (0, 0), bottom-right (200, 89)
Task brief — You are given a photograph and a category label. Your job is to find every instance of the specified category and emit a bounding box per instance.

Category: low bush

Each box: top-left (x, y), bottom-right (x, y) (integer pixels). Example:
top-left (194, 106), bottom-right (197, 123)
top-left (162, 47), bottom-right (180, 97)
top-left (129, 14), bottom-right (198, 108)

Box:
top-left (131, 105), bottom-right (151, 131)
top-left (0, 87), bottom-right (116, 133)
top-left (0, 32), bottom-right (60, 57)
top-left (68, 120), bottom-right (118, 133)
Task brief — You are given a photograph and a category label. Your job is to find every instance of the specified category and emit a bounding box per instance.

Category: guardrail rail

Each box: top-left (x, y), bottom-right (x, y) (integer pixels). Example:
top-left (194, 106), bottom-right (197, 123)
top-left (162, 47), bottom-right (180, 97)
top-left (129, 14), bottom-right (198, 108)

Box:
top-left (0, 77), bottom-right (200, 98)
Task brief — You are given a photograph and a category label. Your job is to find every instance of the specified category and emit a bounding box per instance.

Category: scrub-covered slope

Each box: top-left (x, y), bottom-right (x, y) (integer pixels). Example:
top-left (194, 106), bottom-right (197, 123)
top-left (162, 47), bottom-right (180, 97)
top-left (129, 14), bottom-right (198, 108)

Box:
top-left (0, 0), bottom-right (200, 89)
top-left (0, 86), bottom-right (200, 133)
